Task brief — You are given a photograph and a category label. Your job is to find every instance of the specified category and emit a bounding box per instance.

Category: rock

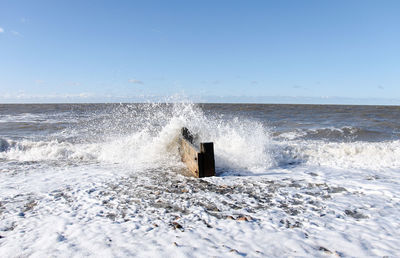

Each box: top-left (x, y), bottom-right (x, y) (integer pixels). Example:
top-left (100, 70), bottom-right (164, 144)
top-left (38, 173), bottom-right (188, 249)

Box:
top-left (319, 246), bottom-right (332, 254)
top-left (56, 234), bottom-right (66, 242)
top-left (236, 215), bottom-right (253, 221)
top-left (344, 209), bottom-right (368, 219)
top-left (202, 220), bottom-right (213, 228)
top-left (171, 222), bottom-right (183, 230)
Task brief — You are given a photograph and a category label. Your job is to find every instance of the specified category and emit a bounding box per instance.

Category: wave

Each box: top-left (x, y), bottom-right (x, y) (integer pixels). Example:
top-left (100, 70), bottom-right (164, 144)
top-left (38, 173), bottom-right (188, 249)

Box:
top-left (276, 126), bottom-right (390, 141)
top-left (0, 103), bottom-right (274, 173)
top-left (1, 103), bottom-right (399, 174)
top-left (0, 138), bottom-right (98, 162)
top-left (0, 138), bottom-right (11, 152)
top-left (274, 139), bottom-right (400, 170)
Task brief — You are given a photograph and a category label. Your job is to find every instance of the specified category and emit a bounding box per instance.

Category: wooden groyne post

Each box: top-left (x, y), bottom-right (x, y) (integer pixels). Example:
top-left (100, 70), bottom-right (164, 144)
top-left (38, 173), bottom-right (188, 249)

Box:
top-left (178, 127), bottom-right (215, 178)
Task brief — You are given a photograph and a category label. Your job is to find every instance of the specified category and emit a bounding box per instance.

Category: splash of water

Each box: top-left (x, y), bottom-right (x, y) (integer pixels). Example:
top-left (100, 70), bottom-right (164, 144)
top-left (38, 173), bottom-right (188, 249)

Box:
top-left (0, 102), bottom-right (275, 175)
top-left (2, 102), bottom-right (399, 174)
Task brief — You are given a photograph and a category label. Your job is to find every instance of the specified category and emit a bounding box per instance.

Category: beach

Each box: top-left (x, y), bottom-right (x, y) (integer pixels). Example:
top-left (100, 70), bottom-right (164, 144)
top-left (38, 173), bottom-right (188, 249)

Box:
top-left (0, 103), bottom-right (399, 257)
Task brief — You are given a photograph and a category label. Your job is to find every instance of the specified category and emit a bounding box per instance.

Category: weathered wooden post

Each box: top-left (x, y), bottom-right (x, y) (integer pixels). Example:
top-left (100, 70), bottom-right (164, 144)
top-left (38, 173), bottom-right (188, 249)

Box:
top-left (179, 127), bottom-right (215, 178)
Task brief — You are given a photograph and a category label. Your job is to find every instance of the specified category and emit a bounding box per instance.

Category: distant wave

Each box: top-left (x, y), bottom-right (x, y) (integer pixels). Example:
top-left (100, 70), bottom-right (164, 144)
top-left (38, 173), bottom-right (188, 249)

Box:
top-left (276, 126), bottom-right (391, 142)
top-left (273, 139), bottom-right (400, 170)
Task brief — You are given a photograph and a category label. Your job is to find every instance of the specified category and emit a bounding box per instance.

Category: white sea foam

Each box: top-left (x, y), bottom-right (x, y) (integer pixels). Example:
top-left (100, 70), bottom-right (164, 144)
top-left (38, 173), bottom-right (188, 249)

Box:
top-left (277, 130), bottom-right (308, 140)
top-left (0, 139), bottom-right (98, 162)
top-left (279, 140), bottom-right (400, 170)
top-left (1, 135), bottom-right (399, 174)
top-left (1, 102), bottom-right (400, 257)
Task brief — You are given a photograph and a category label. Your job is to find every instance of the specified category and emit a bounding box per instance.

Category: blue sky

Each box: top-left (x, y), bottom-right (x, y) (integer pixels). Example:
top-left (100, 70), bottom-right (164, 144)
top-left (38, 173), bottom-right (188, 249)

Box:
top-left (0, 0), bottom-right (399, 104)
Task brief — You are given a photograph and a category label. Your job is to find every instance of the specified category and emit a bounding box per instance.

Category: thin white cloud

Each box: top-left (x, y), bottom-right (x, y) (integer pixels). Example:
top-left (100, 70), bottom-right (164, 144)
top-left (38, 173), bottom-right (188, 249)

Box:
top-left (0, 27), bottom-right (4, 33)
top-left (0, 92), bottom-right (94, 100)
top-left (129, 79), bottom-right (144, 84)
top-left (78, 92), bottom-right (91, 98)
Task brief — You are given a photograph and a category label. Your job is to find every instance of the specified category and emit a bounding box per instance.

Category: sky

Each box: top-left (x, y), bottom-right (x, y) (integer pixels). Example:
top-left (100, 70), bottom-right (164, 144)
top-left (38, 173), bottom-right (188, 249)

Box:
top-left (0, 0), bottom-right (399, 104)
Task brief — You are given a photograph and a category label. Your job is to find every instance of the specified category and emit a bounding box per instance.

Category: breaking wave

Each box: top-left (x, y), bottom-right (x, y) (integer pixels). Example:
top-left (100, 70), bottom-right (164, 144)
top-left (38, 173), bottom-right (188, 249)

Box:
top-left (0, 103), bottom-right (274, 174)
top-left (1, 102), bottom-right (399, 174)
top-left (275, 140), bottom-right (400, 170)
top-left (277, 126), bottom-right (391, 142)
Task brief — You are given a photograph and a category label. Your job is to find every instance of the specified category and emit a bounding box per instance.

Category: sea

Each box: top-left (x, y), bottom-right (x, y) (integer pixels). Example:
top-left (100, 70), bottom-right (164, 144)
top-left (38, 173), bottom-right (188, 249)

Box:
top-left (0, 103), bottom-right (399, 257)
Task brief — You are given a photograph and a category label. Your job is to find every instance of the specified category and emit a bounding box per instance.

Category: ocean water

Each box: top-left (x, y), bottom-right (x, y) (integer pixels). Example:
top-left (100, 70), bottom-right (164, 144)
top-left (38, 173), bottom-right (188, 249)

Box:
top-left (0, 103), bottom-right (399, 257)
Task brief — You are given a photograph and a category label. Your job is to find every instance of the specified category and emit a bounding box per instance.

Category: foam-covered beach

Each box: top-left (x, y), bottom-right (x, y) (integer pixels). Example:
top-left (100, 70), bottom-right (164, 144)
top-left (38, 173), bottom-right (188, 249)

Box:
top-left (1, 103), bottom-right (399, 257)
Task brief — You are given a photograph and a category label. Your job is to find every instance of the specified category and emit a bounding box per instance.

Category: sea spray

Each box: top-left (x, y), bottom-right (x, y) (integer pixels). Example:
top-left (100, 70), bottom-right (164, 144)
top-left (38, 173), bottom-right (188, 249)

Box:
top-left (0, 102), bottom-right (276, 175)
top-left (92, 102), bottom-right (276, 173)
top-left (2, 102), bottom-right (399, 173)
